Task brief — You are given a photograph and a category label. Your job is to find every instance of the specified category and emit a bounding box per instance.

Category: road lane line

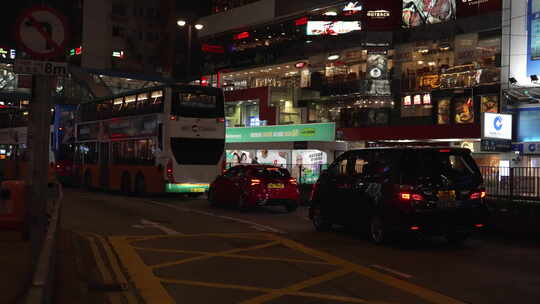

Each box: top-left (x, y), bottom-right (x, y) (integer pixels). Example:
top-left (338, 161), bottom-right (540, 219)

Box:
top-left (109, 236), bottom-right (175, 304)
top-left (239, 268), bottom-right (353, 304)
top-left (159, 277), bottom-right (372, 304)
top-left (134, 246), bottom-right (332, 265)
top-left (140, 219), bottom-right (182, 235)
top-left (370, 265), bottom-right (413, 279)
top-left (273, 235), bottom-right (467, 304)
top-left (145, 200), bottom-right (286, 234)
top-left (151, 241), bottom-right (280, 269)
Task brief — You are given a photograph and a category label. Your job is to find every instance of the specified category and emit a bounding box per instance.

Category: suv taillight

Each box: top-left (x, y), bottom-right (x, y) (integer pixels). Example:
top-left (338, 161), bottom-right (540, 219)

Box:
top-left (399, 192), bottom-right (425, 202)
top-left (470, 191), bottom-right (486, 200)
top-left (289, 178), bottom-right (297, 185)
top-left (250, 179), bottom-right (261, 186)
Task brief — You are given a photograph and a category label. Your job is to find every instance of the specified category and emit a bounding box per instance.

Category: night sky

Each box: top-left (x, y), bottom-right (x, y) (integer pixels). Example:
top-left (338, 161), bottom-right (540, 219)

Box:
top-left (0, 0), bottom-right (211, 48)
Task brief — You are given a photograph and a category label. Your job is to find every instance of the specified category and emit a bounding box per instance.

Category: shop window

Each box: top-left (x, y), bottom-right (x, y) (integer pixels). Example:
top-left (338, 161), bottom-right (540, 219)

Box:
top-left (113, 97), bottom-right (124, 114)
top-left (279, 100), bottom-right (300, 125)
top-left (77, 142), bottom-right (98, 164)
top-left (124, 95), bottom-right (137, 112)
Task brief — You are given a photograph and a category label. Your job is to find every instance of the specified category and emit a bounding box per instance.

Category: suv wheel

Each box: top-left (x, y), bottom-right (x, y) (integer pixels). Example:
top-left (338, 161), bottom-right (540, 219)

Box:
top-left (370, 215), bottom-right (387, 244)
top-left (311, 207), bottom-right (331, 232)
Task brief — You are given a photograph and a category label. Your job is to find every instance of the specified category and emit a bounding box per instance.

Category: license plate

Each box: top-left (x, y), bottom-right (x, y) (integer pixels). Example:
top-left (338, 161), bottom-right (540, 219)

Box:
top-left (437, 201), bottom-right (457, 208)
top-left (268, 183), bottom-right (284, 189)
top-left (437, 190), bottom-right (456, 201)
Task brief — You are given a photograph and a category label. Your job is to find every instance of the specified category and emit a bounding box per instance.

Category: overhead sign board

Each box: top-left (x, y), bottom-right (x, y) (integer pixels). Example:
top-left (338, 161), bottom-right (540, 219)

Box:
top-left (226, 123), bottom-right (336, 143)
top-left (15, 6), bottom-right (69, 59)
top-left (482, 113), bottom-right (513, 140)
top-left (14, 59), bottom-right (68, 76)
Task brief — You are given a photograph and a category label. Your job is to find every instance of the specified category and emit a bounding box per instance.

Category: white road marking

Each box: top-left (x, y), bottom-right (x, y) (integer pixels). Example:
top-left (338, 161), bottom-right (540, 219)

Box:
top-left (369, 264), bottom-right (413, 279)
top-left (145, 200), bottom-right (286, 234)
top-left (140, 219), bottom-right (181, 235)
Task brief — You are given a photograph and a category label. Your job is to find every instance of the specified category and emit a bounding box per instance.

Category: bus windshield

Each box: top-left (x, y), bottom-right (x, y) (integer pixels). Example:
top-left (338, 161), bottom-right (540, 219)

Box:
top-left (171, 90), bottom-right (224, 118)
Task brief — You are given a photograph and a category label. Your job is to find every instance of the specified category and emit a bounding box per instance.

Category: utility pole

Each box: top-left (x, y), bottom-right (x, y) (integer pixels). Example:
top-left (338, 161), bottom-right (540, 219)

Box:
top-left (26, 74), bottom-right (52, 264)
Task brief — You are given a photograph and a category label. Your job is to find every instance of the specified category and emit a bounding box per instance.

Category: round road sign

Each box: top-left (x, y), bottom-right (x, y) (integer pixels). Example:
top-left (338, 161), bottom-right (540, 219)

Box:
top-left (15, 6), bottom-right (69, 59)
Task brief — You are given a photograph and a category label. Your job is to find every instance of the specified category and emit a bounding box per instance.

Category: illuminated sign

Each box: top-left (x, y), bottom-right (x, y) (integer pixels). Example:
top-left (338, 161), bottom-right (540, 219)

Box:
top-left (0, 48), bottom-right (15, 59)
top-left (403, 95), bottom-right (412, 106)
top-left (295, 62), bottom-right (307, 68)
top-left (482, 113), bottom-right (513, 140)
top-left (413, 94), bottom-right (422, 105)
top-left (367, 10), bottom-right (390, 18)
top-left (343, 1), bottom-right (362, 12)
top-left (233, 31), bottom-right (250, 40)
top-left (306, 21), bottom-right (361, 36)
top-left (202, 44), bottom-right (225, 54)
top-left (295, 17), bottom-right (308, 26)
top-left (422, 93), bottom-right (431, 105)
top-left (112, 50), bottom-right (124, 58)
top-left (70, 46), bottom-right (82, 56)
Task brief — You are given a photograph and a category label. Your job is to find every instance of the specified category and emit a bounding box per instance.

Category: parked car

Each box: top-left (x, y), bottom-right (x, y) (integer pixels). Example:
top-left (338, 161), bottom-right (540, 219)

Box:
top-left (208, 165), bottom-right (300, 212)
top-left (309, 147), bottom-right (489, 244)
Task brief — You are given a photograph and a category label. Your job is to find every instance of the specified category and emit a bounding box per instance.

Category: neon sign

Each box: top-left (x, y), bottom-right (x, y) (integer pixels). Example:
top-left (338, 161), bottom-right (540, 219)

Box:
top-left (306, 21), bottom-right (361, 36)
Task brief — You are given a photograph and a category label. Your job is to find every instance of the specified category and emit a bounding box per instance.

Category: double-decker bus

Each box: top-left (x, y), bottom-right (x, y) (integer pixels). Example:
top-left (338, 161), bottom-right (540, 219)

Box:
top-left (75, 84), bottom-right (225, 195)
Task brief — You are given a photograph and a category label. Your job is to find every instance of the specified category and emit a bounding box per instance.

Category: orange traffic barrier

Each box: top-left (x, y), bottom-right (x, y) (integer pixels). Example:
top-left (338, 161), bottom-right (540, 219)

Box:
top-left (0, 180), bottom-right (27, 231)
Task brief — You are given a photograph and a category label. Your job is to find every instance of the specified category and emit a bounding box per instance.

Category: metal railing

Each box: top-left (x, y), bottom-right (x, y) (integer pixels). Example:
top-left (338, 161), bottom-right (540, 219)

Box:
top-left (225, 163), bottom-right (329, 185)
top-left (480, 167), bottom-right (540, 202)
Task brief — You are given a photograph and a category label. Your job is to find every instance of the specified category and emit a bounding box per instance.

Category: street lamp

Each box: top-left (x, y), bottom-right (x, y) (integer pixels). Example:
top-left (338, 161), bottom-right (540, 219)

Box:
top-left (177, 19), bottom-right (204, 79)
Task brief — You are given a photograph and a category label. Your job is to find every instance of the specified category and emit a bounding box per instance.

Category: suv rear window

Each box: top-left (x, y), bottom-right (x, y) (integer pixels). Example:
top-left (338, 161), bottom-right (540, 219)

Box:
top-left (400, 150), bottom-right (482, 188)
top-left (251, 167), bottom-right (291, 179)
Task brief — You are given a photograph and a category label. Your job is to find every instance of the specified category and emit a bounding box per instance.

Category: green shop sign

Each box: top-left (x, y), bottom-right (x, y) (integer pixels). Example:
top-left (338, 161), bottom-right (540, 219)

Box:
top-left (226, 123), bottom-right (335, 143)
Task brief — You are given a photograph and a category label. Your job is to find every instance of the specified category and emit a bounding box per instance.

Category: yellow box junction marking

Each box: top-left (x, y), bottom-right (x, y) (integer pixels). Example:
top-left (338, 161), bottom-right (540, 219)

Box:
top-left (108, 232), bottom-right (466, 304)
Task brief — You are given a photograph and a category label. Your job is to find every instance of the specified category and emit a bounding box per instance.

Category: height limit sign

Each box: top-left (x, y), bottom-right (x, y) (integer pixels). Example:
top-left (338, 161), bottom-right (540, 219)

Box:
top-left (15, 6), bottom-right (69, 59)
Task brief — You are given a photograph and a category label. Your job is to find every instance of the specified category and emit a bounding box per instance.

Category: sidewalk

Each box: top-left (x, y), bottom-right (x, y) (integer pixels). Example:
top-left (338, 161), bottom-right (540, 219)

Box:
top-left (0, 232), bottom-right (32, 304)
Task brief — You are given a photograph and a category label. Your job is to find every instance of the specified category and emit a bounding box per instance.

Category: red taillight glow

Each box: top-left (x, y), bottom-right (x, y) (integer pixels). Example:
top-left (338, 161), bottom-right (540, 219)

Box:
top-left (412, 194), bottom-right (424, 201)
top-left (475, 224), bottom-right (484, 228)
top-left (250, 179), bottom-right (261, 186)
top-left (289, 178), bottom-right (297, 185)
top-left (400, 193), bottom-right (411, 200)
top-left (170, 115), bottom-right (177, 121)
top-left (56, 164), bottom-right (61, 169)
top-left (166, 159), bottom-right (174, 181)
top-left (216, 117), bottom-right (225, 123)
top-left (410, 226), bottom-right (420, 231)
top-left (439, 149), bottom-right (451, 153)
top-left (470, 191), bottom-right (487, 200)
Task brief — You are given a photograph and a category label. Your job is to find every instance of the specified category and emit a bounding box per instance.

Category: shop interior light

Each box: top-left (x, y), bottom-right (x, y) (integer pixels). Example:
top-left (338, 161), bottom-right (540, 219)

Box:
top-left (177, 20), bottom-right (187, 27)
top-left (195, 24), bottom-right (204, 30)
top-left (328, 54), bottom-right (340, 61)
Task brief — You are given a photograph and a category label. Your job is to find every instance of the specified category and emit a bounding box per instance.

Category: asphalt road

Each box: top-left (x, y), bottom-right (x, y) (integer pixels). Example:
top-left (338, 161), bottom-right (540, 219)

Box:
top-left (60, 188), bottom-right (540, 304)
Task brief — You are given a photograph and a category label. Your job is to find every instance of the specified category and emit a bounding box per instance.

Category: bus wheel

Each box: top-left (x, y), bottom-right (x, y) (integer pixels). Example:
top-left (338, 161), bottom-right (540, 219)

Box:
top-left (83, 171), bottom-right (92, 191)
top-left (121, 172), bottom-right (132, 195)
top-left (135, 174), bottom-right (146, 196)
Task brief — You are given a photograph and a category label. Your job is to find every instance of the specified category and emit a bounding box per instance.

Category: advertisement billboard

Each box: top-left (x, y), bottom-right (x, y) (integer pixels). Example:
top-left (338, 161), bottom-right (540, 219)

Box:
top-left (528, 0), bottom-right (540, 76)
top-left (226, 123), bottom-right (336, 143)
top-left (306, 21), bottom-right (361, 36)
top-left (402, 0), bottom-right (456, 27)
top-left (482, 113), bottom-right (513, 140)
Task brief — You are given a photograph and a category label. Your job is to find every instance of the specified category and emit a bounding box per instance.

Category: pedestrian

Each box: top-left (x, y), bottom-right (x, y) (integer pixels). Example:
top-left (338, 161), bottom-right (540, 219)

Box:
top-left (251, 157), bottom-right (259, 164)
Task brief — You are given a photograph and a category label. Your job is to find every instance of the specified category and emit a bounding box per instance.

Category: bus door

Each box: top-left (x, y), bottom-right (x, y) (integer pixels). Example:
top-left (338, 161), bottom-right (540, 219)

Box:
top-left (99, 142), bottom-right (110, 188)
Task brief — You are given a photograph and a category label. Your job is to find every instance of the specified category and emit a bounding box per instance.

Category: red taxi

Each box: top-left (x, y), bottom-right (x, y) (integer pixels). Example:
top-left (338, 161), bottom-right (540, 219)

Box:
top-left (208, 165), bottom-right (300, 212)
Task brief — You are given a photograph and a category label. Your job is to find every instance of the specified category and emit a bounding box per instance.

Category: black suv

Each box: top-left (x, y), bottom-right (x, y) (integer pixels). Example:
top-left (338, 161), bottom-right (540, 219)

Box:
top-left (309, 147), bottom-right (488, 244)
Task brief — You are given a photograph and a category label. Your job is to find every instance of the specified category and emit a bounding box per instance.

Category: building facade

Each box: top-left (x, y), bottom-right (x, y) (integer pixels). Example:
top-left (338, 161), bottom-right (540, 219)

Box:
top-left (196, 0), bottom-right (509, 173)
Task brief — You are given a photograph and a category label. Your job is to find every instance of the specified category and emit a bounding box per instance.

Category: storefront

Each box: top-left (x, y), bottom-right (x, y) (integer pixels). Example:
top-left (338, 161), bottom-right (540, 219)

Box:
top-left (225, 123), bottom-right (346, 183)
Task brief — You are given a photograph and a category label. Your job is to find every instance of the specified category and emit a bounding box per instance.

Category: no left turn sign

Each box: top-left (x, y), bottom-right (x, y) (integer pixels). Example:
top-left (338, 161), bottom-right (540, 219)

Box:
top-left (15, 6), bottom-right (69, 59)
